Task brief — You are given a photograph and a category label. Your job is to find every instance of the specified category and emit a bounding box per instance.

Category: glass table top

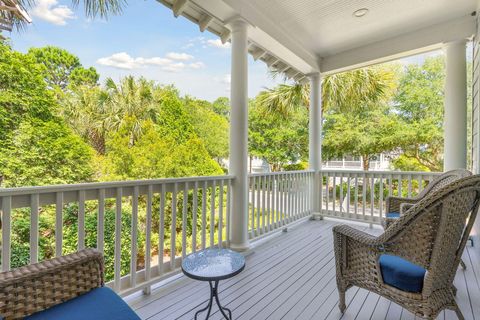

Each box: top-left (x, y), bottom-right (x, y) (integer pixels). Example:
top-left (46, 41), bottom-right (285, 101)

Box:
top-left (181, 248), bottom-right (246, 281)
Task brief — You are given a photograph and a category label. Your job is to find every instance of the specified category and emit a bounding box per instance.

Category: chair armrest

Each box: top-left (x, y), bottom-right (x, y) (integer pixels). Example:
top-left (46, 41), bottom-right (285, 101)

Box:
top-left (0, 249), bottom-right (104, 320)
top-left (385, 196), bottom-right (418, 213)
top-left (332, 225), bottom-right (380, 247)
top-left (399, 202), bottom-right (415, 214)
top-left (333, 225), bottom-right (384, 284)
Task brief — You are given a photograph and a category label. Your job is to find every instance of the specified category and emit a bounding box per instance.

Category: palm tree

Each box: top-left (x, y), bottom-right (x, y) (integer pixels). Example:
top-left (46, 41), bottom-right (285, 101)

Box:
top-left (62, 86), bottom-right (111, 154)
top-left (257, 67), bottom-right (396, 117)
top-left (103, 76), bottom-right (158, 146)
top-left (4, 0), bottom-right (126, 31)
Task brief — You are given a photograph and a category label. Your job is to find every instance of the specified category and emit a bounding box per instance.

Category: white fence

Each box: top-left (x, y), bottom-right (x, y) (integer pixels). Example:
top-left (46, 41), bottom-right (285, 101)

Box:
top-left (0, 175), bottom-right (233, 296)
top-left (248, 171), bottom-right (315, 238)
top-left (0, 169), bottom-right (438, 296)
top-left (318, 170), bottom-right (439, 224)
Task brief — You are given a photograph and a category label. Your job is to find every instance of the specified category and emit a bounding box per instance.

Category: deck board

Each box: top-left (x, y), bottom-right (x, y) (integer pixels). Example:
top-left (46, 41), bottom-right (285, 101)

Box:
top-left (128, 219), bottom-right (480, 320)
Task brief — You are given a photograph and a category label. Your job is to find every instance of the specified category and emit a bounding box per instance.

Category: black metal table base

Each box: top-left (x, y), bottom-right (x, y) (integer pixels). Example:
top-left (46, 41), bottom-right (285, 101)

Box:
top-left (195, 280), bottom-right (232, 320)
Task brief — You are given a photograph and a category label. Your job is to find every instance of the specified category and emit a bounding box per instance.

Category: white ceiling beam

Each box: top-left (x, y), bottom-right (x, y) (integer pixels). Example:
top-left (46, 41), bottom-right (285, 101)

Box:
top-left (220, 28), bottom-right (231, 44)
top-left (278, 64), bottom-right (290, 73)
top-left (172, 0), bottom-right (189, 18)
top-left (222, 0), bottom-right (319, 72)
top-left (251, 48), bottom-right (266, 61)
top-left (198, 14), bottom-right (213, 32)
top-left (266, 56), bottom-right (279, 67)
top-left (320, 15), bottom-right (476, 75)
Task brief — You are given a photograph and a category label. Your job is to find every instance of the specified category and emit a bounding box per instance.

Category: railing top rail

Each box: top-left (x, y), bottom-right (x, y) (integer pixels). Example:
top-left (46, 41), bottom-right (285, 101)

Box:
top-left (248, 170), bottom-right (315, 177)
top-left (318, 169), bottom-right (441, 176)
top-left (0, 175), bottom-right (234, 196)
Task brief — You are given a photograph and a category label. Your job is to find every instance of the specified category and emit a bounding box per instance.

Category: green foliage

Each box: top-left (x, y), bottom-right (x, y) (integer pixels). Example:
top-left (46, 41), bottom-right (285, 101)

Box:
top-left (249, 101), bottom-right (308, 171)
top-left (28, 46), bottom-right (82, 89)
top-left (3, 120), bottom-right (94, 187)
top-left (212, 97), bottom-right (230, 118)
top-left (0, 43), bottom-right (54, 144)
top-left (184, 97), bottom-right (229, 161)
top-left (69, 67), bottom-right (100, 88)
top-left (392, 57), bottom-right (445, 171)
top-left (257, 66), bottom-right (397, 117)
top-left (322, 105), bottom-right (404, 170)
top-left (0, 43), bottom-right (94, 187)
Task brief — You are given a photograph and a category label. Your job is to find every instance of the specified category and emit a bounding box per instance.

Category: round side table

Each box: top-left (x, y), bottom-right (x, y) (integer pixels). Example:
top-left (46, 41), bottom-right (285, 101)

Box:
top-left (181, 248), bottom-right (246, 320)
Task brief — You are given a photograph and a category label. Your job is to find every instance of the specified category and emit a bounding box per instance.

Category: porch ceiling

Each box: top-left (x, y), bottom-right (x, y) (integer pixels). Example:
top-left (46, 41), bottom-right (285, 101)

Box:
top-left (158, 0), bottom-right (478, 77)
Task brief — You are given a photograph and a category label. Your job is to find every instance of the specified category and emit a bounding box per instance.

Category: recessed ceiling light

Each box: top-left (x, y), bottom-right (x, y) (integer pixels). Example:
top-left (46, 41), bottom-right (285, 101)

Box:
top-left (353, 8), bottom-right (369, 18)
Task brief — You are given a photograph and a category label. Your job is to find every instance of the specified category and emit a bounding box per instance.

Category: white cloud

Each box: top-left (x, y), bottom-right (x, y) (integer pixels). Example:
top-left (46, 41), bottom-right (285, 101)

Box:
top-left (207, 39), bottom-right (231, 49)
top-left (189, 62), bottom-right (206, 69)
top-left (31, 0), bottom-right (75, 26)
top-left (165, 52), bottom-right (194, 61)
top-left (97, 52), bottom-right (205, 73)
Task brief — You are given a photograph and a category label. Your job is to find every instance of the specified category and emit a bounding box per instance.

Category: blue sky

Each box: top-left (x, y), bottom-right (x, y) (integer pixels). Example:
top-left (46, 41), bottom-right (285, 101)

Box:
top-left (8, 0), bottom-right (466, 102)
top-left (9, 0), bottom-right (283, 101)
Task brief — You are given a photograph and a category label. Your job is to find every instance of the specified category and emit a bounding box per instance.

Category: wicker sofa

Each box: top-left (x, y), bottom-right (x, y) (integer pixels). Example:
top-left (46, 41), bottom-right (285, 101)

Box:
top-left (334, 174), bottom-right (480, 320)
top-left (0, 249), bottom-right (140, 320)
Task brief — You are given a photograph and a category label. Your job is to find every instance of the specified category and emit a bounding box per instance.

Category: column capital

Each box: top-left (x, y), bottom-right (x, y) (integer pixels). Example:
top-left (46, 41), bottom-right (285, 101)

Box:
top-left (226, 16), bottom-right (251, 30)
top-left (306, 72), bottom-right (321, 80)
top-left (443, 39), bottom-right (468, 48)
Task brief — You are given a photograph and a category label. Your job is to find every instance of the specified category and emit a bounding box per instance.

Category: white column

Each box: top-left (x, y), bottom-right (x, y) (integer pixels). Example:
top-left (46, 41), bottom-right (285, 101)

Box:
top-left (309, 73), bottom-right (322, 218)
top-left (444, 40), bottom-right (467, 171)
top-left (228, 18), bottom-right (249, 251)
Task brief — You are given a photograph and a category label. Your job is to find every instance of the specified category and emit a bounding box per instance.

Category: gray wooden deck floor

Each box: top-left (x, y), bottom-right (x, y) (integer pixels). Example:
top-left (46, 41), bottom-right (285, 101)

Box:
top-left (127, 219), bottom-right (480, 320)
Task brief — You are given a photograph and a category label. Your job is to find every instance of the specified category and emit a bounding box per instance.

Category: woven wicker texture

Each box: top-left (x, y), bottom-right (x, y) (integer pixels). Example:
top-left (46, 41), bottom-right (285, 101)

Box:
top-left (384, 169), bottom-right (471, 228)
top-left (334, 174), bottom-right (480, 320)
top-left (0, 249), bottom-right (104, 320)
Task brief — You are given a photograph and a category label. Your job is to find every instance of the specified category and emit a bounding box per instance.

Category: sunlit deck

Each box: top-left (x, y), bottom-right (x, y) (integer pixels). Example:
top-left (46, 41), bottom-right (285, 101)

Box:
top-left (127, 219), bottom-right (480, 320)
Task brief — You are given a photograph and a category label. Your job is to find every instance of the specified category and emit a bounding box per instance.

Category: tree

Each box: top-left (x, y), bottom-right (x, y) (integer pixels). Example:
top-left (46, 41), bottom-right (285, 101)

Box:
top-left (184, 97), bottom-right (229, 162)
top-left (101, 91), bottom-right (223, 180)
top-left (392, 57), bottom-right (445, 171)
top-left (28, 46), bottom-right (82, 89)
top-left (249, 101), bottom-right (308, 171)
top-left (61, 86), bottom-right (110, 154)
top-left (257, 66), bottom-right (397, 117)
top-left (3, 119), bottom-right (94, 187)
top-left (69, 67), bottom-right (100, 88)
top-left (212, 97), bottom-right (230, 118)
top-left (103, 76), bottom-right (158, 146)
top-left (322, 105), bottom-right (404, 171)
top-left (0, 43), bottom-right (94, 187)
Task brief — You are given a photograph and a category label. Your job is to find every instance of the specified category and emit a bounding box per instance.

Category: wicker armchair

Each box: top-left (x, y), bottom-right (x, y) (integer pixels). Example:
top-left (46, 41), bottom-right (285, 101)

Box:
top-left (334, 174), bottom-right (480, 320)
top-left (383, 169), bottom-right (471, 228)
top-left (0, 249), bottom-right (105, 319)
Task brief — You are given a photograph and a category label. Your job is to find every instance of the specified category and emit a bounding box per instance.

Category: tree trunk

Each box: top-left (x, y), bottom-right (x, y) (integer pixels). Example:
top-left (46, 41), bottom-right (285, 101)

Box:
top-left (362, 155), bottom-right (370, 171)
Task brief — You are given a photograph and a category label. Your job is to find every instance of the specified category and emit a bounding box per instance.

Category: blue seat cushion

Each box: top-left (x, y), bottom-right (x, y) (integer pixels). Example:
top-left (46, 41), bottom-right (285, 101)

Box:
top-left (386, 212), bottom-right (400, 219)
top-left (379, 254), bottom-right (426, 293)
top-left (26, 287), bottom-right (140, 320)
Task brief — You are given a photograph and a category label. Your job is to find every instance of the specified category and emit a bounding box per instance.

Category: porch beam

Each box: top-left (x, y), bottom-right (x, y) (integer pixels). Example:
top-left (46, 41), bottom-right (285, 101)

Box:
top-left (228, 17), bottom-right (250, 251)
top-left (321, 15), bottom-right (475, 75)
top-left (444, 40), bottom-right (468, 170)
top-left (309, 73), bottom-right (322, 218)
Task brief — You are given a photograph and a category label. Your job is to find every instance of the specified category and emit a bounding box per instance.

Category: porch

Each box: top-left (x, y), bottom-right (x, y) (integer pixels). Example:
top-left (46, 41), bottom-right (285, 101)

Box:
top-left (127, 218), bottom-right (480, 320)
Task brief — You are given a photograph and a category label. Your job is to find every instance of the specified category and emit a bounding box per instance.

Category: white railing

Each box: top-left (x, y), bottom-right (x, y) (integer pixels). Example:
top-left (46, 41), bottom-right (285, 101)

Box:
top-left (0, 169), bottom-right (439, 297)
top-left (248, 170), bottom-right (314, 239)
top-left (318, 170), bottom-right (439, 224)
top-left (0, 175), bottom-right (233, 296)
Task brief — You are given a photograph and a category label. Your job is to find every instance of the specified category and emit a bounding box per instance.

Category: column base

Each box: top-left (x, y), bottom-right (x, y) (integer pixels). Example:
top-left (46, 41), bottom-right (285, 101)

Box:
top-left (311, 212), bottom-right (324, 221)
top-left (229, 242), bottom-right (250, 252)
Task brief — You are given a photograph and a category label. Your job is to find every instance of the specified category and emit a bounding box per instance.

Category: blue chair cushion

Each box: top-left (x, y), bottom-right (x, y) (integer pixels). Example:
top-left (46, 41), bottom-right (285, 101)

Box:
top-left (386, 212), bottom-right (400, 219)
top-left (379, 254), bottom-right (426, 293)
top-left (26, 287), bottom-right (140, 320)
